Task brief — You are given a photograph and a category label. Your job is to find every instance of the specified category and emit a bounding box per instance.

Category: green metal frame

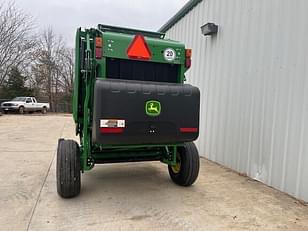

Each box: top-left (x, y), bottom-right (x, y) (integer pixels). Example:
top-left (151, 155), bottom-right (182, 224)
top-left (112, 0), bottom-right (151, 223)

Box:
top-left (73, 25), bottom-right (190, 171)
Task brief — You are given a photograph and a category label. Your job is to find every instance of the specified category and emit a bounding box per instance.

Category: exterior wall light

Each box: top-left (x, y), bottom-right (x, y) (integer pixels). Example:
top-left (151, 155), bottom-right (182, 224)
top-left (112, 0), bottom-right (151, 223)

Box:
top-left (201, 23), bottom-right (218, 36)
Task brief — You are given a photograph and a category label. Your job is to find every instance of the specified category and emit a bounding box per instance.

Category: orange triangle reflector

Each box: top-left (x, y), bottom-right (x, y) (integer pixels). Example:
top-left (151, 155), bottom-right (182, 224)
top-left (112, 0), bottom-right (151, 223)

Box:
top-left (127, 34), bottom-right (151, 60)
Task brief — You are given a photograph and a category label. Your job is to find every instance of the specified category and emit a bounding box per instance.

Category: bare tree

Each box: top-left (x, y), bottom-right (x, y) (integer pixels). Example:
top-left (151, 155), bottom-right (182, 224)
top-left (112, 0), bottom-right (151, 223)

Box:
top-left (57, 48), bottom-right (74, 95)
top-left (31, 27), bottom-right (73, 111)
top-left (0, 2), bottom-right (73, 111)
top-left (0, 1), bottom-right (37, 86)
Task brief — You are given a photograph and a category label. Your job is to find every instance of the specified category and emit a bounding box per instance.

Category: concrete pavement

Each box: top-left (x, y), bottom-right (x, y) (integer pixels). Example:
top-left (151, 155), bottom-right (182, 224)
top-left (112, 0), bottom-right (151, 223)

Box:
top-left (0, 114), bottom-right (307, 231)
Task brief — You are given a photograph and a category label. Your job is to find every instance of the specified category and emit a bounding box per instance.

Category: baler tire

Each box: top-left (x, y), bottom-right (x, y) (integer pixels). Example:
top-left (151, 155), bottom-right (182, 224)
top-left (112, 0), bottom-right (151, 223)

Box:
top-left (56, 139), bottom-right (81, 198)
top-left (168, 142), bottom-right (200, 186)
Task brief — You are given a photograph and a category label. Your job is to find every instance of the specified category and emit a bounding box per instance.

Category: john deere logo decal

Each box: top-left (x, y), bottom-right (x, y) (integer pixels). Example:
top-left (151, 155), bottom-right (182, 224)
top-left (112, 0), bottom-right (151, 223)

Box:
top-left (146, 100), bottom-right (161, 116)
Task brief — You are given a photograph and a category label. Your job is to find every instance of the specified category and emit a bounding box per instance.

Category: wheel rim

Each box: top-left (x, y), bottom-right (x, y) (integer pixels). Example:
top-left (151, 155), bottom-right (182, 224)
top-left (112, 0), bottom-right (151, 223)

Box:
top-left (171, 152), bottom-right (181, 173)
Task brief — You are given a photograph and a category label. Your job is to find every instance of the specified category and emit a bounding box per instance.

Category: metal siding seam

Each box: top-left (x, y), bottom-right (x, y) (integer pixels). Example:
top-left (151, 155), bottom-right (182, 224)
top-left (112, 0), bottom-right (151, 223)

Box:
top-left (256, 0), bottom-right (267, 183)
top-left (279, 0), bottom-right (293, 193)
top-left (190, 1), bottom-right (200, 149)
top-left (295, 1), bottom-right (308, 201)
top-left (298, 78), bottom-right (308, 200)
top-left (209, 0), bottom-right (220, 163)
top-left (198, 1), bottom-right (208, 157)
top-left (234, 0), bottom-right (245, 172)
top-left (266, 0), bottom-right (280, 186)
top-left (201, 0), bottom-right (211, 159)
top-left (225, 0), bottom-right (238, 170)
top-left (201, 0), bottom-right (211, 158)
top-left (210, 0), bottom-right (222, 164)
top-left (220, 0), bottom-right (231, 166)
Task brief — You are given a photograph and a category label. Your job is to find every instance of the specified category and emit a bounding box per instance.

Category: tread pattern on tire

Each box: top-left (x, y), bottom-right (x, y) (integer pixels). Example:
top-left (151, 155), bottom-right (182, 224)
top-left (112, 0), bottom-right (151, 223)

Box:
top-left (56, 139), bottom-right (81, 198)
top-left (168, 142), bottom-right (200, 186)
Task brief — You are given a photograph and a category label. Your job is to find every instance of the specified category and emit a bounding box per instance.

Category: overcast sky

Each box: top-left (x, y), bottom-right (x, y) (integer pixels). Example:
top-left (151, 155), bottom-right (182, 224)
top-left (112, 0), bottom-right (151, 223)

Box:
top-left (14, 0), bottom-right (189, 47)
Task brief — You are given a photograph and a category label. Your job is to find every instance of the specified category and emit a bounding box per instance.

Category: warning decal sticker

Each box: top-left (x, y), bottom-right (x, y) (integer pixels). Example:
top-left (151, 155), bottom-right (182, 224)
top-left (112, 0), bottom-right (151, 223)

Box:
top-left (100, 119), bottom-right (125, 128)
top-left (163, 48), bottom-right (176, 61)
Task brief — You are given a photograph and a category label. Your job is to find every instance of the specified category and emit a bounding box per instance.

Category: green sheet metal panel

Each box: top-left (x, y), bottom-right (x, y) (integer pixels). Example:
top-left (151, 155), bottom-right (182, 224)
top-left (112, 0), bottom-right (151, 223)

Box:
top-left (102, 32), bottom-right (186, 65)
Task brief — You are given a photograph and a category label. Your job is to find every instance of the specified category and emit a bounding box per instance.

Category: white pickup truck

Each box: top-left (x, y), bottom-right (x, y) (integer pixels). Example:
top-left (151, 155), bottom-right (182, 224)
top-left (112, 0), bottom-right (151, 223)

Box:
top-left (1, 97), bottom-right (50, 114)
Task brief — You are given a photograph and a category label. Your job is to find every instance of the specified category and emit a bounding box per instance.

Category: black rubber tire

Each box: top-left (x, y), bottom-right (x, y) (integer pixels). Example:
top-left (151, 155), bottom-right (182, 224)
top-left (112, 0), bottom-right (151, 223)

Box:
top-left (168, 142), bottom-right (200, 186)
top-left (56, 139), bottom-right (81, 198)
top-left (42, 107), bottom-right (47, 114)
top-left (19, 106), bottom-right (24, 114)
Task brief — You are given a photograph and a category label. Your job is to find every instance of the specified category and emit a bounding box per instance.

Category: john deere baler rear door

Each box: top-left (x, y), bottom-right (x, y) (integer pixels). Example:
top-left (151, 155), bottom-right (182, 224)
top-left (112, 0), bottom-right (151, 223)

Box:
top-left (92, 79), bottom-right (200, 145)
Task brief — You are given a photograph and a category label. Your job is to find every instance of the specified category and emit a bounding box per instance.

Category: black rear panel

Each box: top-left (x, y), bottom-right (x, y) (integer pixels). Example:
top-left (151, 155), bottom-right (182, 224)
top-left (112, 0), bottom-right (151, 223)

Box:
top-left (92, 79), bottom-right (200, 145)
top-left (106, 58), bottom-right (179, 83)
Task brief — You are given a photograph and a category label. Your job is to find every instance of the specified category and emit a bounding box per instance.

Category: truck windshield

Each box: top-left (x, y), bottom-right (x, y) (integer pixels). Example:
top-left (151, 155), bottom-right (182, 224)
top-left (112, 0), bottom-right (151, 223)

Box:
top-left (12, 97), bottom-right (27, 101)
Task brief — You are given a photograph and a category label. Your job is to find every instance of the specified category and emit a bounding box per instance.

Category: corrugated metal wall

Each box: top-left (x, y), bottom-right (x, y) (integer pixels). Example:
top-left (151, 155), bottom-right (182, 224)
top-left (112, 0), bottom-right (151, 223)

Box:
top-left (165, 0), bottom-right (308, 202)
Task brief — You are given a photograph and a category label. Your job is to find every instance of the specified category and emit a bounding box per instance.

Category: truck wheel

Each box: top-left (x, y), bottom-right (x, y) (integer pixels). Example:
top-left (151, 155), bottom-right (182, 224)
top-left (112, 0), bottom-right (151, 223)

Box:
top-left (56, 139), bottom-right (81, 198)
top-left (19, 106), bottom-right (24, 114)
top-left (168, 142), bottom-right (200, 186)
top-left (42, 107), bottom-right (47, 114)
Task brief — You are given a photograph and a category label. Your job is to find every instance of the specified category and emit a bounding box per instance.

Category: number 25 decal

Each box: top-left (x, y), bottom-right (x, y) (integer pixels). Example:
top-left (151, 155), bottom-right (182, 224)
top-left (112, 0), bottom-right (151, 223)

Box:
top-left (164, 48), bottom-right (176, 61)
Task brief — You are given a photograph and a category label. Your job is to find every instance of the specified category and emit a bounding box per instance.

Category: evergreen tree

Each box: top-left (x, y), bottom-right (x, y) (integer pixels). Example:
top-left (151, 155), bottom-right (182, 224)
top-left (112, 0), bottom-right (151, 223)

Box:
top-left (2, 67), bottom-right (32, 99)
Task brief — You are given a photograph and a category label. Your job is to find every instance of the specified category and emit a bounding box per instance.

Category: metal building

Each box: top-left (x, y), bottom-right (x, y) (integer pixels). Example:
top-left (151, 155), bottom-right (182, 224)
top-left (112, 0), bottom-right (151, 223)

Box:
top-left (160, 0), bottom-right (308, 202)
